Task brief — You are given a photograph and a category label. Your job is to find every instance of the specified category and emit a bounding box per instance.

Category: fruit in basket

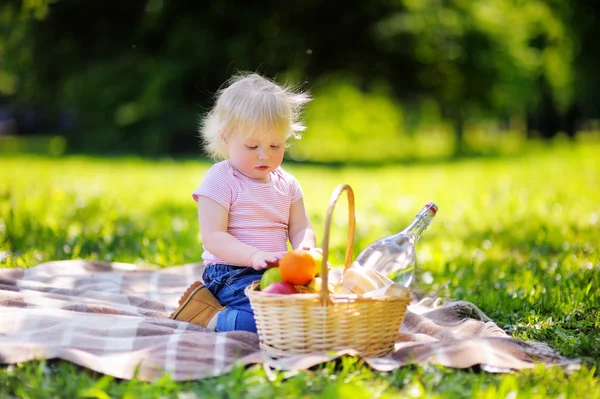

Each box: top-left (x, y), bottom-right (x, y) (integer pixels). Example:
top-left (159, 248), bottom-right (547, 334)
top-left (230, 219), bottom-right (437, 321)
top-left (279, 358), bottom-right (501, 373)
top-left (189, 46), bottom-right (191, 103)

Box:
top-left (294, 284), bottom-right (312, 293)
top-left (259, 267), bottom-right (284, 290)
top-left (306, 277), bottom-right (323, 293)
top-left (280, 249), bottom-right (317, 285)
top-left (261, 281), bottom-right (297, 295)
top-left (305, 277), bottom-right (336, 294)
top-left (307, 248), bottom-right (324, 276)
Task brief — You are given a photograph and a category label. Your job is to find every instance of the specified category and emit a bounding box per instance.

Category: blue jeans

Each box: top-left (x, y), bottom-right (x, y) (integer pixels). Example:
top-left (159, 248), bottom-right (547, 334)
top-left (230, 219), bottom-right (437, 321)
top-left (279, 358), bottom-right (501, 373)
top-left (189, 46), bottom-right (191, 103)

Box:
top-left (202, 264), bottom-right (264, 333)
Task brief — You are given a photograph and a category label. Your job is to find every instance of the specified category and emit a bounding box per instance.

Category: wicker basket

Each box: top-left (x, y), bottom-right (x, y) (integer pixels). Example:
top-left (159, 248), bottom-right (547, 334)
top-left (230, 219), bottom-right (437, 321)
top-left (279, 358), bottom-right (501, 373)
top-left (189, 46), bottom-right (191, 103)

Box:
top-left (245, 184), bottom-right (411, 358)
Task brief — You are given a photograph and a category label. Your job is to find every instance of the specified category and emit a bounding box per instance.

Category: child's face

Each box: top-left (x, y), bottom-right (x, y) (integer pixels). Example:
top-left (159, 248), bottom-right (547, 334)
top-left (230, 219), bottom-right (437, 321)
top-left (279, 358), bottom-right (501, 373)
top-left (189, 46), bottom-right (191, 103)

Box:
top-left (225, 131), bottom-right (286, 182)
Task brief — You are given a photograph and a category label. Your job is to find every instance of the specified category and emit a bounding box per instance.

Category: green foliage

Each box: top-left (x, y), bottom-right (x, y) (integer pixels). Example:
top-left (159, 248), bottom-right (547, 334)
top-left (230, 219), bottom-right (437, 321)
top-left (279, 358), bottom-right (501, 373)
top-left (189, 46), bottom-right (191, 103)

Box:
top-left (1, 0), bottom-right (596, 156)
top-left (289, 76), bottom-right (534, 164)
top-left (289, 76), bottom-right (410, 163)
top-left (1, 141), bottom-right (599, 397)
top-left (0, 135), bottom-right (66, 155)
top-left (374, 0), bottom-right (578, 154)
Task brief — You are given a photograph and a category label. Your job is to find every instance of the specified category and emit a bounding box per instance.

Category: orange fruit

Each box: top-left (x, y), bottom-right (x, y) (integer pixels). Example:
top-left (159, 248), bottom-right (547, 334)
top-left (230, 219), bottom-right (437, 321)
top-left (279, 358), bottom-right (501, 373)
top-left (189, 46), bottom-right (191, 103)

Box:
top-left (279, 249), bottom-right (317, 285)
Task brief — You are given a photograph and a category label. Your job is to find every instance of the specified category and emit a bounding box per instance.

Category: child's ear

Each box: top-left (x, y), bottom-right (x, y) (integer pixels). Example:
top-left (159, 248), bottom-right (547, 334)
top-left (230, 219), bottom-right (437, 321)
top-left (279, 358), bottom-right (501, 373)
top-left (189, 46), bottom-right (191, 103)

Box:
top-left (220, 131), bottom-right (228, 144)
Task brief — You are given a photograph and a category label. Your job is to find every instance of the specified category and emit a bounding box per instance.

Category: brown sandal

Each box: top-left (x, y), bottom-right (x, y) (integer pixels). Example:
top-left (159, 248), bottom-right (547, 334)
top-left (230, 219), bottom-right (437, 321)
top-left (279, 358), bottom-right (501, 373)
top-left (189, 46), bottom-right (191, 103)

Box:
top-left (170, 281), bottom-right (225, 327)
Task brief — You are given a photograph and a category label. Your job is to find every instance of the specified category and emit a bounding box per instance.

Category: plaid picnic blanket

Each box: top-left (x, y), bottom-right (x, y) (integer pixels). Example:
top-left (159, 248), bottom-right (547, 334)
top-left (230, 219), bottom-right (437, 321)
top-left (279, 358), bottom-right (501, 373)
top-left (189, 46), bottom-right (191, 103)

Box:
top-left (0, 260), bottom-right (578, 381)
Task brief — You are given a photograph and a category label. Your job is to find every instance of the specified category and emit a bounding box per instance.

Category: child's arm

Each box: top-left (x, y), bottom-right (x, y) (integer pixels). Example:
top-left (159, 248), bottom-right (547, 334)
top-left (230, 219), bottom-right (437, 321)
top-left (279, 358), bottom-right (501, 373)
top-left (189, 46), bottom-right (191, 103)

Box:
top-left (288, 198), bottom-right (316, 250)
top-left (197, 197), bottom-right (286, 270)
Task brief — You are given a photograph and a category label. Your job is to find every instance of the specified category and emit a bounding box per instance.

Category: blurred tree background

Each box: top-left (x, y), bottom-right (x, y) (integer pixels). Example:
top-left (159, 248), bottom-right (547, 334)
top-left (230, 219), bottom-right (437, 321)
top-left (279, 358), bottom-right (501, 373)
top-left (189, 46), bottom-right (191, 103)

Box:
top-left (0, 0), bottom-right (598, 162)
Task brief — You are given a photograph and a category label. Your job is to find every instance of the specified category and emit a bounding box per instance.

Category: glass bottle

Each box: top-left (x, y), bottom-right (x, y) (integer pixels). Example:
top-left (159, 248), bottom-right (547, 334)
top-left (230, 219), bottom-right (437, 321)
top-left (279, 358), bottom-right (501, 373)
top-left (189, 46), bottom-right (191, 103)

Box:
top-left (351, 202), bottom-right (438, 288)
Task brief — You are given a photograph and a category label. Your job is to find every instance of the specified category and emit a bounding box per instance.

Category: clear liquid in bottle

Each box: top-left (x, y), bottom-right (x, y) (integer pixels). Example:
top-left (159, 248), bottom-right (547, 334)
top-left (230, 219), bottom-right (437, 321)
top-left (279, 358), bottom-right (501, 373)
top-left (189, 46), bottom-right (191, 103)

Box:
top-left (351, 202), bottom-right (438, 288)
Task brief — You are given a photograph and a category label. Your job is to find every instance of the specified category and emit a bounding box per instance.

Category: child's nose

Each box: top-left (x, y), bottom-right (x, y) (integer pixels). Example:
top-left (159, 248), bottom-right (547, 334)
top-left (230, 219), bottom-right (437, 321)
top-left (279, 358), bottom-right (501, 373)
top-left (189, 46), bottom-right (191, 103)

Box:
top-left (258, 147), bottom-right (269, 160)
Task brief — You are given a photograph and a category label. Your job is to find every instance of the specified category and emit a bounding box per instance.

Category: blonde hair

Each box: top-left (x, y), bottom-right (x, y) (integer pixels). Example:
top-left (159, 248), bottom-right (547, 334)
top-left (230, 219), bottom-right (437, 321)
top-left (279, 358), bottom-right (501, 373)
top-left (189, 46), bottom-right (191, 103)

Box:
top-left (200, 72), bottom-right (311, 160)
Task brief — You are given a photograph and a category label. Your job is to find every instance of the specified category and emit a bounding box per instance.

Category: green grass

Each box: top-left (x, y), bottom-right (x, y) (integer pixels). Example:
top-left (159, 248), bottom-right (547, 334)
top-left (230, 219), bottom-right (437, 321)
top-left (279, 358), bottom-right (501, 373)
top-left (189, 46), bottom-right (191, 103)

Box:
top-left (1, 141), bottom-right (599, 398)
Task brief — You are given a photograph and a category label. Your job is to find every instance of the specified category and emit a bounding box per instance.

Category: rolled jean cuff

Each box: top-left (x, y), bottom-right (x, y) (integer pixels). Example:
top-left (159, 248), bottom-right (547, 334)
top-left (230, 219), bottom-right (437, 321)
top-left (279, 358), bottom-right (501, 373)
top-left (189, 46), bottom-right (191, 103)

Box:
top-left (216, 308), bottom-right (257, 333)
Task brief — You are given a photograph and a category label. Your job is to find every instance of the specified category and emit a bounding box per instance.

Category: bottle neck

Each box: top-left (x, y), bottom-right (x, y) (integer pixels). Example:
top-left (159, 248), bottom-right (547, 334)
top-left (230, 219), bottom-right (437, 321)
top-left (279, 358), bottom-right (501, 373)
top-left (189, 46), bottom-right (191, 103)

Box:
top-left (400, 213), bottom-right (435, 236)
top-left (394, 203), bottom-right (438, 240)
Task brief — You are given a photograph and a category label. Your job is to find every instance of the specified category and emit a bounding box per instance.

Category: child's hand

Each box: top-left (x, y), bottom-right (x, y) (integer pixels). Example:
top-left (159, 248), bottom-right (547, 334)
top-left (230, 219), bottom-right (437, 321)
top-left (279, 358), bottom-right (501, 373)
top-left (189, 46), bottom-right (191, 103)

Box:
top-left (250, 251), bottom-right (286, 270)
top-left (299, 243), bottom-right (320, 252)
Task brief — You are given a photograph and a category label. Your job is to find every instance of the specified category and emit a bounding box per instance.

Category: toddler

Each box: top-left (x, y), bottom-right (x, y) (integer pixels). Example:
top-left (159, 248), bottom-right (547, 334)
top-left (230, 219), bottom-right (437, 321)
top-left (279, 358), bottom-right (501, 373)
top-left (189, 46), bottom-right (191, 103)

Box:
top-left (170, 73), bottom-right (316, 332)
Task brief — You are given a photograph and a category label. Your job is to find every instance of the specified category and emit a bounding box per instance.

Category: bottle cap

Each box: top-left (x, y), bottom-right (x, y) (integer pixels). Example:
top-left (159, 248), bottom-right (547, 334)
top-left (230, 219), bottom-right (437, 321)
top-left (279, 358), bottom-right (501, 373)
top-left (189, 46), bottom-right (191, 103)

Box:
top-left (424, 202), bottom-right (438, 215)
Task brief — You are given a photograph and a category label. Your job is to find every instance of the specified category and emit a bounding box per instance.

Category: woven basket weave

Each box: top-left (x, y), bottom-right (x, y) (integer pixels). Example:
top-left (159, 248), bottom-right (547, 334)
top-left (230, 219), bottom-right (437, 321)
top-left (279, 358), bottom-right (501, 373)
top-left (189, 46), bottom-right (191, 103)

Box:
top-left (245, 184), bottom-right (411, 358)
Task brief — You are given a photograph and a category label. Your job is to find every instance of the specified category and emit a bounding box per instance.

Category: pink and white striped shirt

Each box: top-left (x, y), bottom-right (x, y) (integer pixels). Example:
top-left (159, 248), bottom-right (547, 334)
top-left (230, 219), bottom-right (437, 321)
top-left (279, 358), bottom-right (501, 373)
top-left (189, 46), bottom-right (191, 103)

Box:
top-left (192, 160), bottom-right (303, 266)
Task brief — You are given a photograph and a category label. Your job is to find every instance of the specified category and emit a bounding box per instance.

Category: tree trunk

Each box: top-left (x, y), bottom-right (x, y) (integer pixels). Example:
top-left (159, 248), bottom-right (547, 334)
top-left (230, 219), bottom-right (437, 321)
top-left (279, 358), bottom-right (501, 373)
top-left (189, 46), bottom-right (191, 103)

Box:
top-left (564, 104), bottom-right (580, 139)
top-left (453, 116), bottom-right (466, 157)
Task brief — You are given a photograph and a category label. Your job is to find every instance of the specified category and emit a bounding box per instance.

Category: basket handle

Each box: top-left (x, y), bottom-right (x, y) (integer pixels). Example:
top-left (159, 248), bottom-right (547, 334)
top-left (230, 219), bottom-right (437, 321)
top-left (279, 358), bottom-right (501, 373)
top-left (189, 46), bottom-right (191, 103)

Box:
top-left (319, 184), bottom-right (356, 305)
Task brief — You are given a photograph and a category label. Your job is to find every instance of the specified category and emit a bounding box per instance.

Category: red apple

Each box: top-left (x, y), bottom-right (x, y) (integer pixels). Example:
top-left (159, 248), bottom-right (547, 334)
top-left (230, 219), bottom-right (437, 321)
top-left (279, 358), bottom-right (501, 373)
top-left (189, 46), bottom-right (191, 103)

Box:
top-left (261, 281), bottom-right (297, 295)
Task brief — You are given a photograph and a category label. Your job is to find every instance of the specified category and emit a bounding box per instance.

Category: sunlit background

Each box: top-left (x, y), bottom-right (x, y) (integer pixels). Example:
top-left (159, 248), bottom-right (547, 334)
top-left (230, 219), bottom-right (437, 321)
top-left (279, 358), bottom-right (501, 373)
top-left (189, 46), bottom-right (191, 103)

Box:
top-left (1, 3), bottom-right (600, 393)
top-left (1, 0), bottom-right (599, 162)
